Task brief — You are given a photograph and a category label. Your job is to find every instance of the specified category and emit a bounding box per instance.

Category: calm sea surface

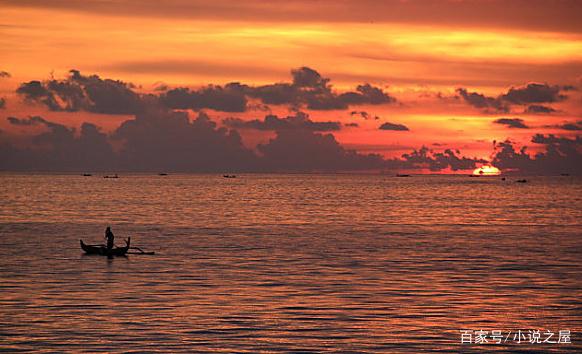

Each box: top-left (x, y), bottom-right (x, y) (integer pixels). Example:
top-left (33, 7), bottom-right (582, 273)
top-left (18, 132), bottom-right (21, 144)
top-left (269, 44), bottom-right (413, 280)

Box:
top-left (0, 174), bottom-right (581, 353)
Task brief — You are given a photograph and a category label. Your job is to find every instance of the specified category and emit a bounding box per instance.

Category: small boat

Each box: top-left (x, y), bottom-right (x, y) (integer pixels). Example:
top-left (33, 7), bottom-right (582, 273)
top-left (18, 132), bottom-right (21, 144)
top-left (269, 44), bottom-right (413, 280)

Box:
top-left (103, 174), bottom-right (119, 179)
top-left (396, 174), bottom-right (411, 177)
top-left (158, 173), bottom-right (168, 176)
top-left (80, 237), bottom-right (130, 256)
top-left (516, 179), bottom-right (528, 183)
top-left (82, 173), bottom-right (92, 177)
top-left (223, 175), bottom-right (237, 178)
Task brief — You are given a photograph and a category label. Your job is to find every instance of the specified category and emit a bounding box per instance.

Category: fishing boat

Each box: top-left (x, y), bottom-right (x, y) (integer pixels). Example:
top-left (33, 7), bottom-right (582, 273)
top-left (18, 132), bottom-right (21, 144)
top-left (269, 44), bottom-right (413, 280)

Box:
top-left (80, 237), bottom-right (130, 256)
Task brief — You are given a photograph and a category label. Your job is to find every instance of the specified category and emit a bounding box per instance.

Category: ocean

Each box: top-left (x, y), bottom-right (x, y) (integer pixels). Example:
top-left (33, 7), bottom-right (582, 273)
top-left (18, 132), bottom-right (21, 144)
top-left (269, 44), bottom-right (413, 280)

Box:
top-left (0, 173), bottom-right (580, 352)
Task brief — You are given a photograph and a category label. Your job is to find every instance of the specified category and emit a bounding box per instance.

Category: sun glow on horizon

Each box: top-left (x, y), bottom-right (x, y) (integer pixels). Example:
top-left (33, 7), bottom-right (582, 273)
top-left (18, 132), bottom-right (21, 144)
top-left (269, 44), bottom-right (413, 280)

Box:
top-left (473, 165), bottom-right (501, 176)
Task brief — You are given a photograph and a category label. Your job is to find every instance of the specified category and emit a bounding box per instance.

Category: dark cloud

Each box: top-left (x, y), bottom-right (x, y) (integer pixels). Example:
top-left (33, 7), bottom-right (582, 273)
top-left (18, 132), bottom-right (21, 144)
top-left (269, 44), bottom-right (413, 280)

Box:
top-left (291, 66), bottom-right (326, 88)
top-left (2, 110), bottom-right (258, 171)
top-left (556, 121), bottom-right (582, 131)
top-left (500, 83), bottom-right (568, 105)
top-left (0, 98), bottom-right (5, 109)
top-left (379, 122), bottom-right (409, 131)
top-left (222, 112), bottom-right (341, 132)
top-left (457, 83), bottom-right (571, 113)
top-left (492, 135), bottom-right (582, 175)
top-left (257, 129), bottom-right (385, 172)
top-left (345, 122), bottom-right (359, 128)
top-left (350, 111), bottom-right (379, 120)
top-left (542, 120), bottom-right (582, 131)
top-left (493, 118), bottom-right (530, 129)
top-left (7, 115), bottom-right (48, 126)
top-left (247, 67), bottom-right (396, 110)
top-left (112, 109), bottom-right (258, 171)
top-left (17, 70), bottom-right (142, 114)
top-left (525, 104), bottom-right (556, 114)
top-left (456, 88), bottom-right (508, 113)
top-left (16, 67), bottom-right (397, 115)
top-left (0, 111), bottom-right (525, 173)
top-left (1, 116), bottom-right (114, 171)
top-left (153, 82), bottom-right (169, 91)
top-left (400, 146), bottom-right (486, 171)
top-left (0, 71), bottom-right (10, 78)
top-left (160, 84), bottom-right (248, 112)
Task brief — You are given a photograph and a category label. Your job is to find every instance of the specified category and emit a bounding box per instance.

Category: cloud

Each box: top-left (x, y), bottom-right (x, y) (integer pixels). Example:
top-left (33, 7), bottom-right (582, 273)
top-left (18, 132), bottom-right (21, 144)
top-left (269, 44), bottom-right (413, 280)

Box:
top-left (492, 135), bottom-right (582, 175)
top-left (0, 98), bottom-right (5, 109)
top-left (350, 111), bottom-right (379, 120)
top-left (0, 111), bottom-right (514, 173)
top-left (500, 83), bottom-right (569, 105)
top-left (1, 116), bottom-right (114, 171)
top-left (556, 121), bottom-right (582, 131)
top-left (160, 84), bottom-right (248, 112)
top-left (112, 109), bottom-right (258, 171)
top-left (456, 88), bottom-right (508, 113)
top-left (345, 122), bottom-right (359, 128)
top-left (18, 67), bottom-right (397, 114)
top-left (247, 67), bottom-right (396, 110)
top-left (7, 115), bottom-right (49, 126)
top-left (457, 83), bottom-right (572, 113)
top-left (222, 112), bottom-right (341, 132)
top-left (379, 122), bottom-right (409, 131)
top-left (0, 71), bottom-right (10, 78)
top-left (493, 118), bottom-right (530, 129)
top-left (400, 146), bottom-right (486, 171)
top-left (524, 104), bottom-right (556, 114)
top-left (257, 129), bottom-right (385, 172)
top-left (17, 70), bottom-right (142, 114)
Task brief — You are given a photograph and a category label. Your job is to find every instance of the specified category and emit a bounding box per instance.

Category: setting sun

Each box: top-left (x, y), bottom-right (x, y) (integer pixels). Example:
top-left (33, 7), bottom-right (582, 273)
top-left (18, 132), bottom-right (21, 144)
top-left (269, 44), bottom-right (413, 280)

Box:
top-left (473, 165), bottom-right (501, 176)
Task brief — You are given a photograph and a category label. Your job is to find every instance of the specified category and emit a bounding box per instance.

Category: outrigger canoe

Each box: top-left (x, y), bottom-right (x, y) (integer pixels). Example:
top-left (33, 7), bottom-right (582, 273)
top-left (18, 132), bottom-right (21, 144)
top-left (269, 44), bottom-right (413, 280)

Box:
top-left (80, 237), bottom-right (131, 256)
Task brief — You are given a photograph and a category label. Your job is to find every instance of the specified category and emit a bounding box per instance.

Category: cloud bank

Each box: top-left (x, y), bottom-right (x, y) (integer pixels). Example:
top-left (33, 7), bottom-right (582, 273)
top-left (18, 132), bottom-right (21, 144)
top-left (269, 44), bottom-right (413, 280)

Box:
top-left (17, 67), bottom-right (396, 114)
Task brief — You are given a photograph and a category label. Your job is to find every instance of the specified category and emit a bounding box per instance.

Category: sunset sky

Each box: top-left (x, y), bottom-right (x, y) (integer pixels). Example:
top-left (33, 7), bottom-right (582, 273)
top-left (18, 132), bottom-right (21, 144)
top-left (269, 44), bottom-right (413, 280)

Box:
top-left (1, 0), bottom-right (581, 173)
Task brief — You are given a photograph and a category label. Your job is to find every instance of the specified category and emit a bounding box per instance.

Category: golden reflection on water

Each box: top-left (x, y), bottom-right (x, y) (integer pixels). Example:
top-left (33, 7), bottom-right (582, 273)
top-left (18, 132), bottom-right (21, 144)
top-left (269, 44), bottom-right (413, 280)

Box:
top-left (0, 174), bottom-right (580, 352)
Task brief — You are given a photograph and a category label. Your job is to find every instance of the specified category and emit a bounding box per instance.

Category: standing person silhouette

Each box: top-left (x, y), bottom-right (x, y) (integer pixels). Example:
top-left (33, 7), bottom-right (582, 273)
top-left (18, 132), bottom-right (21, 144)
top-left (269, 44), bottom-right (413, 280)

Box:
top-left (105, 226), bottom-right (115, 251)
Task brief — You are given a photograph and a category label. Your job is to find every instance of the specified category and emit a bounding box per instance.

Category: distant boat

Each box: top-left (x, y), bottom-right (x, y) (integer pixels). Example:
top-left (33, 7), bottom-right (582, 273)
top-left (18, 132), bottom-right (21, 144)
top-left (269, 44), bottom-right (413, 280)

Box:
top-left (103, 174), bottom-right (119, 179)
top-left (516, 179), bottom-right (528, 183)
top-left (80, 238), bottom-right (130, 257)
top-left (560, 173), bottom-right (570, 176)
top-left (82, 173), bottom-right (92, 177)
top-left (158, 173), bottom-right (168, 176)
top-left (396, 174), bottom-right (411, 177)
top-left (223, 175), bottom-right (237, 178)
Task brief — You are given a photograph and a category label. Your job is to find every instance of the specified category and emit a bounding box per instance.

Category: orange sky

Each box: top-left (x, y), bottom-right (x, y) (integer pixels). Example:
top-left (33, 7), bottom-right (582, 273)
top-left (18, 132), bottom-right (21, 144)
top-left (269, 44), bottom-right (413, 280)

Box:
top-left (0, 0), bottom-right (581, 171)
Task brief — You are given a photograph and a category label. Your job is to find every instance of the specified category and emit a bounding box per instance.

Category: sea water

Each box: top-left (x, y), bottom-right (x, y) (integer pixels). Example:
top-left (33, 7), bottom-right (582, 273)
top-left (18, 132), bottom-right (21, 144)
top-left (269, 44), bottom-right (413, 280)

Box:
top-left (0, 174), bottom-right (580, 352)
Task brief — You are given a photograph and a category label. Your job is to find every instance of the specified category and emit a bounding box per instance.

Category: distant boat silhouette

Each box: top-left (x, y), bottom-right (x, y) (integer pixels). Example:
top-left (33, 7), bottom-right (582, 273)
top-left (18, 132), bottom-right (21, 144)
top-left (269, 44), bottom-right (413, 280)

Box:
top-left (223, 175), bottom-right (237, 178)
top-left (82, 173), bottom-right (92, 176)
top-left (516, 179), bottom-right (528, 183)
top-left (396, 174), bottom-right (411, 177)
top-left (158, 173), bottom-right (168, 176)
top-left (103, 174), bottom-right (119, 179)
top-left (560, 173), bottom-right (570, 176)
